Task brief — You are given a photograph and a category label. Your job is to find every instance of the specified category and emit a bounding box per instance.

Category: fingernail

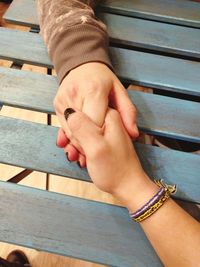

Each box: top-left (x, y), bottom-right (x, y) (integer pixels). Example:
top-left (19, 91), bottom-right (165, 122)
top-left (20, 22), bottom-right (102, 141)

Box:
top-left (134, 125), bottom-right (139, 136)
top-left (77, 161), bottom-right (82, 168)
top-left (66, 152), bottom-right (71, 162)
top-left (64, 108), bottom-right (75, 121)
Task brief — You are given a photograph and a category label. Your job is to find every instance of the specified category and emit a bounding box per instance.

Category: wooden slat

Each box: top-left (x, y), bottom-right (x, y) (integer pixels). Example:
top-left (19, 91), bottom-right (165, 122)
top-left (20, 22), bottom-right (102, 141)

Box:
top-left (98, 12), bottom-right (200, 59)
top-left (3, 0), bottom-right (38, 28)
top-left (3, 1), bottom-right (200, 59)
top-left (0, 28), bottom-right (200, 97)
top-left (110, 48), bottom-right (200, 97)
top-left (100, 0), bottom-right (200, 28)
top-left (0, 181), bottom-right (162, 267)
top-left (5, 0), bottom-right (200, 29)
top-left (0, 28), bottom-right (51, 68)
top-left (0, 67), bottom-right (200, 143)
top-left (0, 116), bottom-right (200, 204)
top-left (131, 92), bottom-right (200, 143)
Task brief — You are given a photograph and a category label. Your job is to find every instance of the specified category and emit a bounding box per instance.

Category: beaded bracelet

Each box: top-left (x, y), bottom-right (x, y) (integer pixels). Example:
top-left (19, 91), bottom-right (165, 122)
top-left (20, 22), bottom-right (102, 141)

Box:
top-left (129, 179), bottom-right (177, 223)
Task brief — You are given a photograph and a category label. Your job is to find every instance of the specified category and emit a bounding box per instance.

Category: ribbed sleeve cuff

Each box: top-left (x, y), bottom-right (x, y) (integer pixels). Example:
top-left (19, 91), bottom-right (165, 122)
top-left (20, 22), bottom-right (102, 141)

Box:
top-left (50, 24), bottom-right (113, 83)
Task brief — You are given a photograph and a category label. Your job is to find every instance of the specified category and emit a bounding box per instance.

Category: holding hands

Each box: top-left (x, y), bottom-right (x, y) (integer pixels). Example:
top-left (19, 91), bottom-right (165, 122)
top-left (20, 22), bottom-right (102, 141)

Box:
top-left (53, 64), bottom-right (200, 267)
top-left (64, 107), bottom-right (158, 211)
top-left (53, 62), bottom-right (139, 167)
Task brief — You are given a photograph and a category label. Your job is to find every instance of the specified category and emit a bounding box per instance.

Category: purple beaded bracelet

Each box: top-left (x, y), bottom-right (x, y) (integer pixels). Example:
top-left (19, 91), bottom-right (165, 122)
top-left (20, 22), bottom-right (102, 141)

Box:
top-left (129, 187), bottom-right (165, 220)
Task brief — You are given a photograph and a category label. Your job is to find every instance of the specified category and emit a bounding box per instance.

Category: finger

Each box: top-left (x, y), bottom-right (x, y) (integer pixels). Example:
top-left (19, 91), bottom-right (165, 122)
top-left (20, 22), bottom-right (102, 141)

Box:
top-left (64, 143), bottom-right (80, 162)
top-left (104, 108), bottom-right (129, 141)
top-left (82, 89), bottom-right (109, 127)
top-left (54, 93), bottom-right (84, 153)
top-left (78, 154), bottom-right (86, 168)
top-left (111, 82), bottom-right (139, 138)
top-left (56, 128), bottom-right (69, 148)
top-left (104, 109), bottom-right (135, 157)
top-left (66, 109), bottom-right (103, 156)
top-left (59, 115), bottom-right (85, 155)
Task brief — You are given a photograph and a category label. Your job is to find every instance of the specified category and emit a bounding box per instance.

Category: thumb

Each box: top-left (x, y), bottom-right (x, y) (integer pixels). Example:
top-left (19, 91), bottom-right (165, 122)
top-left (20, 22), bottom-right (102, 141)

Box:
top-left (82, 89), bottom-right (109, 127)
top-left (112, 82), bottom-right (139, 138)
top-left (66, 108), bottom-right (103, 155)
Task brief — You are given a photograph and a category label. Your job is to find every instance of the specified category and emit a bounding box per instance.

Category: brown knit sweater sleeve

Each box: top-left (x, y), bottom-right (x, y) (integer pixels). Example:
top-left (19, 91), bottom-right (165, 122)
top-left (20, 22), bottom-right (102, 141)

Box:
top-left (37, 0), bottom-right (112, 83)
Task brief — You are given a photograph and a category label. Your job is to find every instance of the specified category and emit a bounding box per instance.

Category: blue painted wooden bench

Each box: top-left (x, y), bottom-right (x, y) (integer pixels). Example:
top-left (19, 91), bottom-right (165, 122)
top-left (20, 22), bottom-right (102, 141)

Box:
top-left (0, 0), bottom-right (200, 266)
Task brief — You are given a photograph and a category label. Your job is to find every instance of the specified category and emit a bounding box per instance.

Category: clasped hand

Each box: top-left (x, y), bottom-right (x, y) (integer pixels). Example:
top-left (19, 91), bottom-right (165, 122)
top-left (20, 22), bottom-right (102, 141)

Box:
top-left (54, 62), bottom-right (139, 167)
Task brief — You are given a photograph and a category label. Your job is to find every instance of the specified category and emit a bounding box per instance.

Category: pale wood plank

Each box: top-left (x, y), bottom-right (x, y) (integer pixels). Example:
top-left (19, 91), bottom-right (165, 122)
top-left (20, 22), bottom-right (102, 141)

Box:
top-left (0, 242), bottom-right (103, 267)
top-left (49, 175), bottom-right (121, 206)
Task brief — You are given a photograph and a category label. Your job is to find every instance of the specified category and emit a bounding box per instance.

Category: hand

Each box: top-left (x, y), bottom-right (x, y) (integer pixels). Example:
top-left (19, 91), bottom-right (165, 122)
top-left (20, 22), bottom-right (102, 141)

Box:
top-left (67, 110), bottom-right (200, 267)
top-left (66, 108), bottom-right (157, 209)
top-left (54, 62), bottom-right (139, 167)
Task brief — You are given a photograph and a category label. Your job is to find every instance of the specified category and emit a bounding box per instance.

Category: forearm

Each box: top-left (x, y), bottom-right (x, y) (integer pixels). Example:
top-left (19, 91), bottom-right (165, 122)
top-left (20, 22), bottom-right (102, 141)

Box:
top-left (141, 198), bottom-right (200, 267)
top-left (37, 0), bottom-right (112, 83)
top-left (119, 175), bottom-right (200, 267)
top-left (65, 107), bottom-right (200, 266)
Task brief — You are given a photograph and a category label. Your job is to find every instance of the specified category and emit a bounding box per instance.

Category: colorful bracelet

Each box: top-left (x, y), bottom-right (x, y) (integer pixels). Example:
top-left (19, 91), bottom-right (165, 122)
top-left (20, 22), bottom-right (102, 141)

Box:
top-left (129, 179), bottom-right (177, 223)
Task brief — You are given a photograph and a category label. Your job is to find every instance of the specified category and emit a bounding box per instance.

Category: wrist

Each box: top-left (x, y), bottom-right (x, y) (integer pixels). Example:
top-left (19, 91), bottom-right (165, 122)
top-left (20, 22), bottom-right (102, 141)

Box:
top-left (114, 172), bottom-right (159, 212)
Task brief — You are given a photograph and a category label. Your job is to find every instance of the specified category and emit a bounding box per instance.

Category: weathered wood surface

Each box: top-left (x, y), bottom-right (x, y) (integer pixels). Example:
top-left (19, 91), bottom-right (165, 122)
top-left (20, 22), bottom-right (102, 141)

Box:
top-left (0, 28), bottom-right (51, 68)
top-left (0, 1), bottom-right (199, 265)
top-left (0, 116), bottom-right (200, 204)
top-left (4, 0), bottom-right (38, 28)
top-left (3, 1), bottom-right (200, 58)
top-left (99, 12), bottom-right (200, 59)
top-left (100, 0), bottom-right (200, 28)
top-left (109, 48), bottom-right (200, 97)
top-left (0, 28), bottom-right (200, 96)
top-left (0, 181), bottom-right (162, 267)
top-left (0, 67), bottom-right (200, 143)
top-left (5, 0), bottom-right (200, 29)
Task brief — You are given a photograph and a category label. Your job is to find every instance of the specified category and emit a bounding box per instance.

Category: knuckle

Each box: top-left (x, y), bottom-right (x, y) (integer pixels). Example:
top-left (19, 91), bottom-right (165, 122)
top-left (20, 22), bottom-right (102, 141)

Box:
top-left (66, 84), bottom-right (78, 101)
top-left (86, 81), bottom-right (103, 96)
top-left (90, 142), bottom-right (108, 160)
top-left (53, 83), bottom-right (79, 114)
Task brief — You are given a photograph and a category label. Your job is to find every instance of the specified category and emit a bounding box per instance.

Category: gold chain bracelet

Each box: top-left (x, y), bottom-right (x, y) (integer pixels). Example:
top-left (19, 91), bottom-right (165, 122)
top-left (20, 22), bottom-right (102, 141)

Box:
top-left (130, 179), bottom-right (177, 223)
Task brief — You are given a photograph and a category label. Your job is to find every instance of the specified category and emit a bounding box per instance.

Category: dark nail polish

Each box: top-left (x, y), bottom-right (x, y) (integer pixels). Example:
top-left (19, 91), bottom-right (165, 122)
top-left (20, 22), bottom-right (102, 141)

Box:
top-left (64, 108), bottom-right (75, 121)
top-left (66, 152), bottom-right (70, 162)
top-left (77, 161), bottom-right (82, 168)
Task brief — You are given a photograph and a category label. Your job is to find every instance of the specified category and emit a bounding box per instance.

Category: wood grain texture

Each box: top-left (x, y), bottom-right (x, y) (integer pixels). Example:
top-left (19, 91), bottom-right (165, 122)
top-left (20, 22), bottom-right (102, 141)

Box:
top-left (100, 0), bottom-right (200, 28)
top-left (3, 1), bottom-right (200, 58)
top-left (109, 48), bottom-right (200, 97)
top-left (98, 12), bottom-right (200, 59)
top-left (0, 28), bottom-right (51, 67)
top-left (0, 2), bottom-right (199, 266)
top-left (0, 181), bottom-right (162, 267)
top-left (3, 0), bottom-right (38, 28)
top-left (0, 115), bottom-right (200, 204)
top-left (5, 0), bottom-right (200, 29)
top-left (0, 28), bottom-right (200, 96)
top-left (0, 67), bottom-right (200, 143)
top-left (0, 99), bottom-right (109, 267)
